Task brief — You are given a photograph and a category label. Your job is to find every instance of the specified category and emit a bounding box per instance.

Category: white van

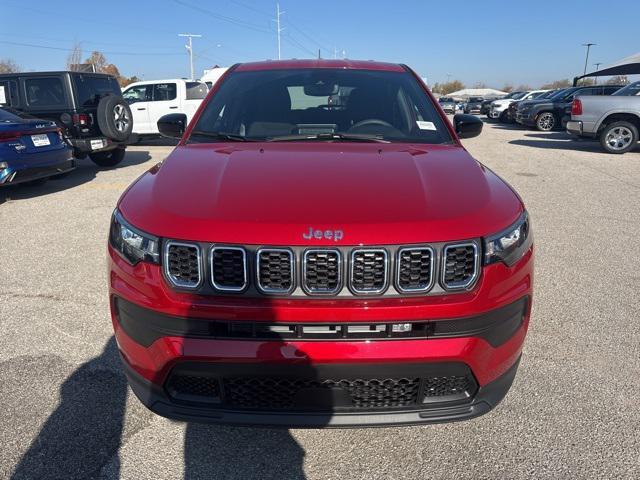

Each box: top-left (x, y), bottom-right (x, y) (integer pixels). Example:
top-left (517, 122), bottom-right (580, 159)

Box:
top-left (122, 79), bottom-right (208, 135)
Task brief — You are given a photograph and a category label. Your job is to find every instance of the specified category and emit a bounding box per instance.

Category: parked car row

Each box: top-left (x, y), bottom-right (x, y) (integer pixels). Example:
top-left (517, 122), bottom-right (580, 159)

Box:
top-left (0, 69), bottom-right (212, 188)
top-left (483, 82), bottom-right (638, 154)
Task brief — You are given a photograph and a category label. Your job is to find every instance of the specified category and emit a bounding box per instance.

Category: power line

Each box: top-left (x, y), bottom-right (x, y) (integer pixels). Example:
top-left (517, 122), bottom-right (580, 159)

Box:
top-left (0, 40), bottom-right (184, 56)
top-left (172, 0), bottom-right (272, 34)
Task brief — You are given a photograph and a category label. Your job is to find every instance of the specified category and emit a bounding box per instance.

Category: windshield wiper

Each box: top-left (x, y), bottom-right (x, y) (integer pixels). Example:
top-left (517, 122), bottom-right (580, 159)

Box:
top-left (268, 133), bottom-right (390, 143)
top-left (188, 131), bottom-right (254, 142)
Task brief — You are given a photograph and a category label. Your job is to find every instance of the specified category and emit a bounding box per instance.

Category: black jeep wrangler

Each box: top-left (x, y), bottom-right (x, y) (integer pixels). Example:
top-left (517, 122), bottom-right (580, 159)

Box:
top-left (0, 71), bottom-right (133, 167)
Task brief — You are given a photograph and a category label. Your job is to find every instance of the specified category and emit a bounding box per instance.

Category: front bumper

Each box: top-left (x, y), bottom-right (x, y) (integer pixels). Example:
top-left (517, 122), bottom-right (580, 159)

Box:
top-left (109, 244), bottom-right (533, 426)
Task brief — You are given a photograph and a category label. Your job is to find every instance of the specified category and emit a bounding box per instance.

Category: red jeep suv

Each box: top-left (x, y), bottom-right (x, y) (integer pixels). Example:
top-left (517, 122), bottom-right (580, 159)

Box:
top-left (108, 60), bottom-right (533, 427)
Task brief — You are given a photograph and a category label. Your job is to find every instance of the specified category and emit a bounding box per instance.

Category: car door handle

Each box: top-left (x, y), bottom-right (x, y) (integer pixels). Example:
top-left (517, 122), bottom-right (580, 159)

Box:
top-left (169, 106), bottom-right (178, 109)
top-left (137, 108), bottom-right (146, 111)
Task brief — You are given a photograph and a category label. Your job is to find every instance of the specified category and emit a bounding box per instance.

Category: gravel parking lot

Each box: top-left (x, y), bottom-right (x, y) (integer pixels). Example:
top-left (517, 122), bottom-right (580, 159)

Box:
top-left (1, 123), bottom-right (639, 480)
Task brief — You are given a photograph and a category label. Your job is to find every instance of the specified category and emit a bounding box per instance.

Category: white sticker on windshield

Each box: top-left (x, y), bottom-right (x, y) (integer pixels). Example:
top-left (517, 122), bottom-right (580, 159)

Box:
top-left (416, 121), bottom-right (436, 130)
top-left (0, 86), bottom-right (6, 105)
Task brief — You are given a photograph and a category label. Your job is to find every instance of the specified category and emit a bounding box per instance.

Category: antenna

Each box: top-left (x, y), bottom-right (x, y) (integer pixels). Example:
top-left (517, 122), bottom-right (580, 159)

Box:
top-left (179, 33), bottom-right (202, 79)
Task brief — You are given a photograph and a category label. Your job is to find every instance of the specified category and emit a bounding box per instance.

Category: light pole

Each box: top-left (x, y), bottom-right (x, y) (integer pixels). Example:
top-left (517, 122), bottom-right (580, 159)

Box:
top-left (179, 33), bottom-right (202, 80)
top-left (593, 62), bottom-right (602, 84)
top-left (581, 43), bottom-right (596, 83)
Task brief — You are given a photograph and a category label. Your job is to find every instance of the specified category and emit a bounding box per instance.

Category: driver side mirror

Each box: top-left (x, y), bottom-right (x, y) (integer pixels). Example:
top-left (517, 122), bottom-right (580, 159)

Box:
top-left (453, 114), bottom-right (483, 139)
top-left (158, 113), bottom-right (187, 139)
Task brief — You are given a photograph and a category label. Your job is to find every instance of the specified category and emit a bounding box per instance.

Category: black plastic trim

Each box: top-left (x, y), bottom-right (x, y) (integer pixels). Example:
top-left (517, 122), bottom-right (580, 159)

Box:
top-left (121, 355), bottom-right (521, 428)
top-left (113, 296), bottom-right (528, 348)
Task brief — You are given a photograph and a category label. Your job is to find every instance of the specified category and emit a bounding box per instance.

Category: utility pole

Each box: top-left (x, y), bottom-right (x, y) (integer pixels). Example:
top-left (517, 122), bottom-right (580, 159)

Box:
top-left (274, 3), bottom-right (285, 60)
top-left (179, 33), bottom-right (202, 79)
top-left (446, 73), bottom-right (452, 83)
top-left (582, 43), bottom-right (596, 79)
top-left (593, 62), bottom-right (602, 84)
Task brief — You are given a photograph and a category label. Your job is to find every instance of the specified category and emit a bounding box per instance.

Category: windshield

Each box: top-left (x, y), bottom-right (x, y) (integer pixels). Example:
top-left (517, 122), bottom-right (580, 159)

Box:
top-left (511, 92), bottom-right (527, 100)
top-left (469, 97), bottom-right (483, 102)
top-left (190, 68), bottom-right (453, 144)
top-left (613, 81), bottom-right (640, 96)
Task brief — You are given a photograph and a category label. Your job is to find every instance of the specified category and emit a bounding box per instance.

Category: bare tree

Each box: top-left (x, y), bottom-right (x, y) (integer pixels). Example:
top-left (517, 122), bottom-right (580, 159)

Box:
top-left (66, 42), bottom-right (83, 71)
top-left (606, 75), bottom-right (629, 85)
top-left (0, 58), bottom-right (20, 73)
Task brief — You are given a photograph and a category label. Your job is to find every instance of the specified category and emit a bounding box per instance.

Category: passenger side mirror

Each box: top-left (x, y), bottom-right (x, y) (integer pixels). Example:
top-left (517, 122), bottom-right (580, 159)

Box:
top-left (158, 113), bottom-right (188, 139)
top-left (453, 114), bottom-right (483, 139)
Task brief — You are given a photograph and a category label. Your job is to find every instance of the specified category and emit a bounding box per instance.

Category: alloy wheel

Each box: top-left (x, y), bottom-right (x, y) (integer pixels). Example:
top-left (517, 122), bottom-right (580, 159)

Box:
top-left (538, 113), bottom-right (555, 131)
top-left (113, 104), bottom-right (131, 133)
top-left (605, 126), bottom-right (634, 151)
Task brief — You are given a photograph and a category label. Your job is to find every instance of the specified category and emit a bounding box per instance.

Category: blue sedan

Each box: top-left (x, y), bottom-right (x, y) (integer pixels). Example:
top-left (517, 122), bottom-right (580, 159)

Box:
top-left (0, 107), bottom-right (75, 187)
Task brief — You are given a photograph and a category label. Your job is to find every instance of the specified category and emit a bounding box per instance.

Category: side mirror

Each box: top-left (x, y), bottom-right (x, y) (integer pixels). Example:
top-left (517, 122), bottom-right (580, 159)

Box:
top-left (158, 113), bottom-right (187, 139)
top-left (453, 113), bottom-right (483, 139)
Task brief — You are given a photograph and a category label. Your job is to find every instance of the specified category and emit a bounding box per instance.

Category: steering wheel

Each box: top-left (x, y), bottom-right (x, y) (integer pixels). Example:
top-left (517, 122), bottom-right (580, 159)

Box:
top-left (350, 119), bottom-right (394, 130)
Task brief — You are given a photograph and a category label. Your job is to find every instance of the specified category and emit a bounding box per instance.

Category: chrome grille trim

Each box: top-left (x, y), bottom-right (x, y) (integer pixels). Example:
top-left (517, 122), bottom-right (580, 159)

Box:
top-left (395, 246), bottom-right (435, 293)
top-left (209, 246), bottom-right (248, 292)
top-left (349, 248), bottom-right (389, 295)
top-left (302, 249), bottom-right (342, 295)
top-left (163, 241), bottom-right (203, 290)
top-left (441, 242), bottom-right (480, 291)
top-left (256, 248), bottom-right (295, 294)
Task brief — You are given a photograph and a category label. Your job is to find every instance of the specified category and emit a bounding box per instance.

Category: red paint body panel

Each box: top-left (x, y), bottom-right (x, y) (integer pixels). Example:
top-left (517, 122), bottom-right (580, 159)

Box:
top-left (118, 143), bottom-right (522, 245)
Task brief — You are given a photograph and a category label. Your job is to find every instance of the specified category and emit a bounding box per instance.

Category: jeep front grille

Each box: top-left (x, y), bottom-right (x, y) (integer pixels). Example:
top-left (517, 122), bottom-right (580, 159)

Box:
top-left (350, 249), bottom-right (388, 294)
top-left (442, 243), bottom-right (478, 290)
top-left (161, 242), bottom-right (481, 297)
top-left (210, 247), bottom-right (247, 292)
top-left (164, 242), bottom-right (202, 289)
top-left (256, 248), bottom-right (294, 293)
top-left (303, 249), bottom-right (341, 294)
top-left (396, 247), bottom-right (434, 292)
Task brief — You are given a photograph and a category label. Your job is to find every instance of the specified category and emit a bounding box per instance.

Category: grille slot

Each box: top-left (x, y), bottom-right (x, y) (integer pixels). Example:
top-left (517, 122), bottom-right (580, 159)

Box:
top-left (164, 242), bottom-right (202, 288)
top-left (256, 248), bottom-right (294, 293)
top-left (350, 249), bottom-right (388, 294)
top-left (210, 247), bottom-right (247, 292)
top-left (422, 375), bottom-right (475, 403)
top-left (166, 375), bottom-right (221, 404)
top-left (222, 376), bottom-right (421, 410)
top-left (303, 249), bottom-right (342, 294)
top-left (442, 243), bottom-right (478, 290)
top-left (396, 247), bottom-right (434, 292)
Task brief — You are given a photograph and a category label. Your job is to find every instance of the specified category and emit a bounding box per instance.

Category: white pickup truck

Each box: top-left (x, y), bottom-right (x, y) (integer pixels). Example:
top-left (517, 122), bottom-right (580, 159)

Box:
top-left (567, 81), bottom-right (640, 154)
top-left (122, 79), bottom-right (208, 136)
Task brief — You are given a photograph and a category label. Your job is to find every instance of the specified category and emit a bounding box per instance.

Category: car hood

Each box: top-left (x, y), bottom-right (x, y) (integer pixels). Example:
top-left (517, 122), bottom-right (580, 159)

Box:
top-left (119, 143), bottom-right (523, 245)
top-left (492, 99), bottom-right (515, 107)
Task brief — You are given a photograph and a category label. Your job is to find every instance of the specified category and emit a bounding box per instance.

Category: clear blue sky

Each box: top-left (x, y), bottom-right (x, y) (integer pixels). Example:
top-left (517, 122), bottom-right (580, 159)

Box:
top-left (1, 0), bottom-right (638, 87)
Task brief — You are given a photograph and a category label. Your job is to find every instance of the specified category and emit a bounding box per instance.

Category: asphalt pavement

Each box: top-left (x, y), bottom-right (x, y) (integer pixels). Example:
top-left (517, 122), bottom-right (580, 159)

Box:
top-left (1, 125), bottom-right (638, 479)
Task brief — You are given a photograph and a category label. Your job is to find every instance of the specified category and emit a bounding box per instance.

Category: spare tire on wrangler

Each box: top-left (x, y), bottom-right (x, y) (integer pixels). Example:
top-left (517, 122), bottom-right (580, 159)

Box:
top-left (96, 95), bottom-right (133, 142)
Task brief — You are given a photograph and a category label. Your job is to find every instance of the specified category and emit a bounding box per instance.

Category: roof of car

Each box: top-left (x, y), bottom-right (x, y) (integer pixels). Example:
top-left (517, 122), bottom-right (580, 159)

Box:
top-left (0, 70), bottom-right (116, 78)
top-left (235, 59), bottom-right (406, 73)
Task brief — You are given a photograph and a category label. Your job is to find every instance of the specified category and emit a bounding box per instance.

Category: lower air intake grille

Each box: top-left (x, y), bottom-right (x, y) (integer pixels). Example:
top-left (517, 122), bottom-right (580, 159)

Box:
top-left (422, 375), bottom-right (474, 402)
top-left (223, 376), bottom-right (421, 409)
top-left (257, 249), bottom-right (294, 293)
top-left (397, 247), bottom-right (434, 292)
top-left (211, 247), bottom-right (246, 291)
top-left (303, 250), bottom-right (341, 294)
top-left (165, 242), bottom-right (201, 288)
top-left (166, 375), bottom-right (220, 403)
top-left (442, 243), bottom-right (478, 289)
top-left (350, 249), bottom-right (388, 294)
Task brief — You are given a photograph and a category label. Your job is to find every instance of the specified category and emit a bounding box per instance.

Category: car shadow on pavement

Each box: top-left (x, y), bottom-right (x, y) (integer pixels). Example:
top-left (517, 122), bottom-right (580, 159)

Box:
top-left (0, 151), bottom-right (152, 204)
top-left (10, 337), bottom-right (130, 480)
top-left (508, 138), bottom-right (615, 153)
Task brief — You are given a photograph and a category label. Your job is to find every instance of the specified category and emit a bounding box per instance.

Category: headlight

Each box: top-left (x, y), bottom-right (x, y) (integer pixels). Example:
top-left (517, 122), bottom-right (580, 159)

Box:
top-left (109, 210), bottom-right (159, 265)
top-left (484, 211), bottom-right (532, 266)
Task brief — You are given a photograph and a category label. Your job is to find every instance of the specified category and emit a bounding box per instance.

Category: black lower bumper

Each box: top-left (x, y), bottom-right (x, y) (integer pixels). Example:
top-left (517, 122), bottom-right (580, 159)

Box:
top-left (0, 158), bottom-right (76, 186)
top-left (122, 355), bottom-right (521, 428)
top-left (68, 137), bottom-right (124, 154)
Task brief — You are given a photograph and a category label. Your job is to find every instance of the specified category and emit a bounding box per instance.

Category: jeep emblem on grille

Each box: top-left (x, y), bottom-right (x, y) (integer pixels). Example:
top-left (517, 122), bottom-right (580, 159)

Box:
top-left (303, 227), bottom-right (343, 242)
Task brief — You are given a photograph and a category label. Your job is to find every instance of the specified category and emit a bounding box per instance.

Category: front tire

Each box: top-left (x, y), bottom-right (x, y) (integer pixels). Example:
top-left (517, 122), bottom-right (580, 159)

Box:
top-left (89, 147), bottom-right (126, 167)
top-left (599, 121), bottom-right (639, 154)
top-left (536, 112), bottom-right (557, 131)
